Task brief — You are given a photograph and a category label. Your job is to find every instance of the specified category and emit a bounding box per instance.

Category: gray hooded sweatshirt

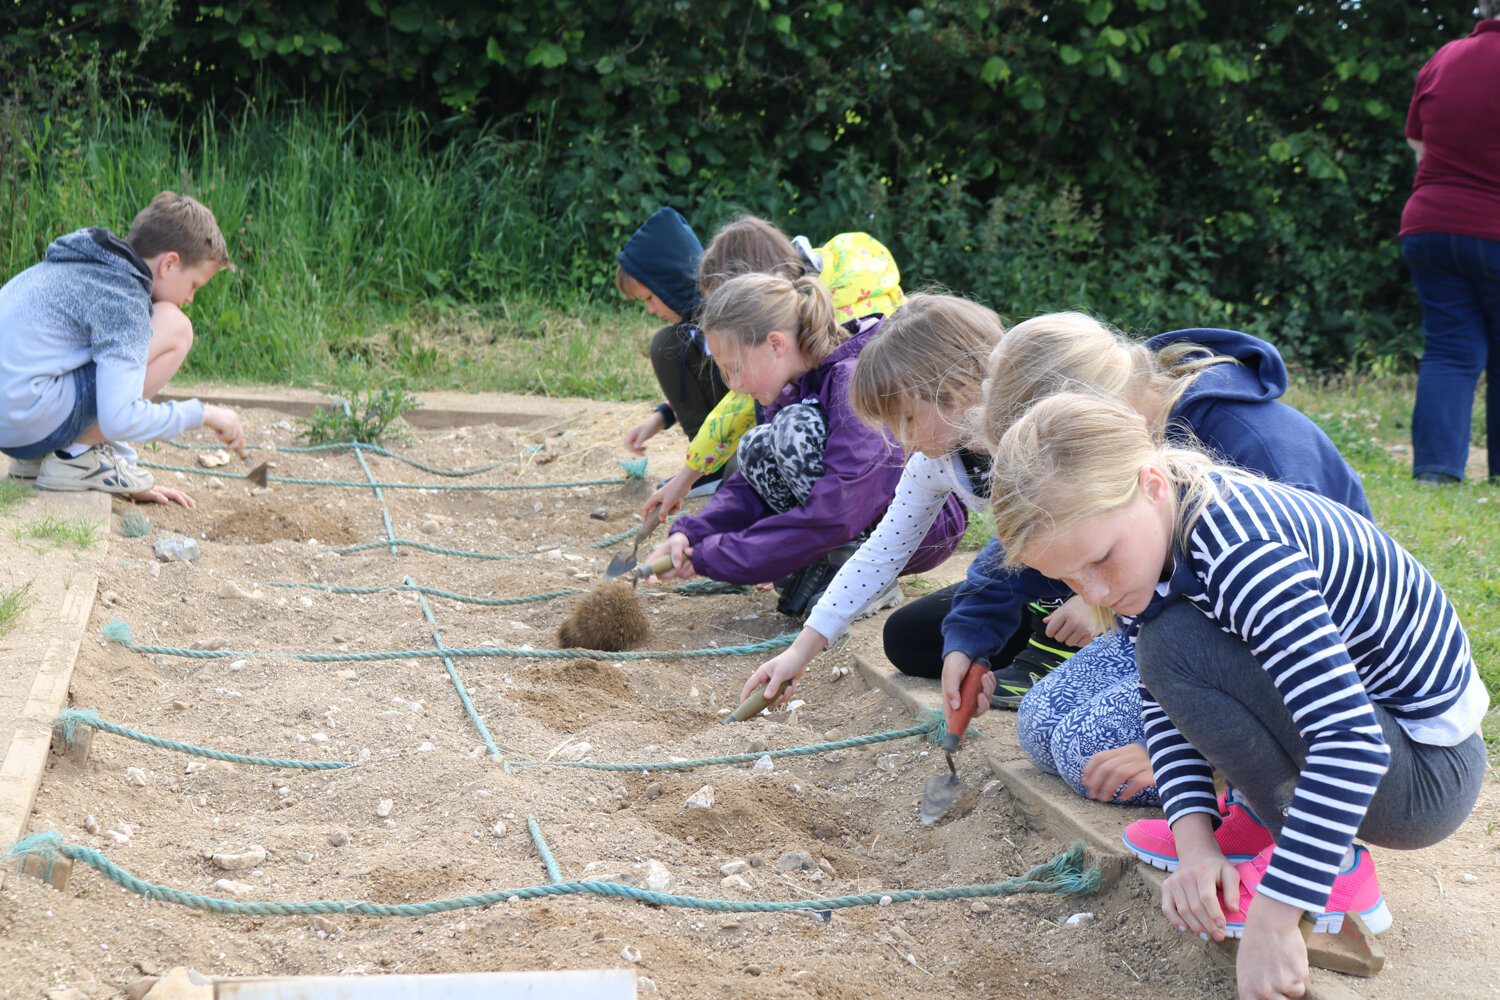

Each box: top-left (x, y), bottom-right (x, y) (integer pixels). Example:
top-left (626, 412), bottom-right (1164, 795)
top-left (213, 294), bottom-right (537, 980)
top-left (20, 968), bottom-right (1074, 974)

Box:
top-left (0, 227), bottom-right (205, 450)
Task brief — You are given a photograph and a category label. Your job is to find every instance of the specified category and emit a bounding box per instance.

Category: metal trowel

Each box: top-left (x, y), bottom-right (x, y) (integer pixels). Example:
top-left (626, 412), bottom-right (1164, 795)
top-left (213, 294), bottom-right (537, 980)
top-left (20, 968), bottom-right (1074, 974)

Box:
top-left (604, 511), bottom-right (662, 584)
top-left (920, 659), bottom-right (990, 826)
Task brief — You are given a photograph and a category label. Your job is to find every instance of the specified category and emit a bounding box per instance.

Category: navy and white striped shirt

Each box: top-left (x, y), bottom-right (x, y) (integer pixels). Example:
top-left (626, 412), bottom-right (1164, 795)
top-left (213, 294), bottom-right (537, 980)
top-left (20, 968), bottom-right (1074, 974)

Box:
top-left (1133, 474), bottom-right (1487, 914)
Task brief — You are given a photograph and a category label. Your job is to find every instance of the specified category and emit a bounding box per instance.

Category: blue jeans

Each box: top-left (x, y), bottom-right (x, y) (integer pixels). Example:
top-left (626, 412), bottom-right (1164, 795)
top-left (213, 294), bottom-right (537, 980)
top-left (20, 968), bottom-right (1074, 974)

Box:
top-left (1401, 232), bottom-right (1500, 481)
top-left (0, 363), bottom-right (97, 460)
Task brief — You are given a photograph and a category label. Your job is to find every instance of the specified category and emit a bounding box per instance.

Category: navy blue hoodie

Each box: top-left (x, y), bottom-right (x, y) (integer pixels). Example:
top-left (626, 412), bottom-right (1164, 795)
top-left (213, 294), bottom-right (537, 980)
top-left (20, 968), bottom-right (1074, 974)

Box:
top-left (616, 207), bottom-right (703, 321)
top-left (941, 327), bottom-right (1371, 662)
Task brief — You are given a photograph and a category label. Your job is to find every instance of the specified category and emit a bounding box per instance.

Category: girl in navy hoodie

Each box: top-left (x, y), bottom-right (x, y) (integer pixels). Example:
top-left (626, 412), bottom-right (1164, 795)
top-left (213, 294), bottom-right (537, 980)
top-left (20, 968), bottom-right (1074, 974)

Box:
top-left (958, 312), bottom-right (1369, 812)
top-left (646, 272), bottom-right (964, 605)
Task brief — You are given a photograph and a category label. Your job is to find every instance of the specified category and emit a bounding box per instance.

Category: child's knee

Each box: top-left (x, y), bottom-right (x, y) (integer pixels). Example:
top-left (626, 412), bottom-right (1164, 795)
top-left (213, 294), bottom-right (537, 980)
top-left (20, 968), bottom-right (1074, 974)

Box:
top-left (150, 301), bottom-right (195, 355)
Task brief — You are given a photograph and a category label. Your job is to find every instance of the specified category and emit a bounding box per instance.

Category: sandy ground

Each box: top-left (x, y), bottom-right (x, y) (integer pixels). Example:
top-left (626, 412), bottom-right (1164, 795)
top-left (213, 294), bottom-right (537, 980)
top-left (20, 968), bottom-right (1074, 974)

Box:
top-left (0, 397), bottom-right (1494, 1000)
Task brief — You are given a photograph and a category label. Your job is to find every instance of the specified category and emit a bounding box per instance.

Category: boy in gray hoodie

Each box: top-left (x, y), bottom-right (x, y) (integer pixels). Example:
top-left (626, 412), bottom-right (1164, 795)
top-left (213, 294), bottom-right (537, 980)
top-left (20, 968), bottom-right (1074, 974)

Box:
top-left (0, 191), bottom-right (244, 505)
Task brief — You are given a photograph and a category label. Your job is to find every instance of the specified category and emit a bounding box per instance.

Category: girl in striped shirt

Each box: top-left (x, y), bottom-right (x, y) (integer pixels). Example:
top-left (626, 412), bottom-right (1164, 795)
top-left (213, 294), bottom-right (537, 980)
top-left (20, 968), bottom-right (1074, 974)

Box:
top-left (988, 392), bottom-right (1487, 1000)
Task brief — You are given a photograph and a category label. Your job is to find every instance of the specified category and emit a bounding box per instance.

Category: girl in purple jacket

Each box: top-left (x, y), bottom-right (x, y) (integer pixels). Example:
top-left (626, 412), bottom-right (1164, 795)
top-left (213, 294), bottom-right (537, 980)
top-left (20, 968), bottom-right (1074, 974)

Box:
top-left (647, 272), bottom-right (965, 610)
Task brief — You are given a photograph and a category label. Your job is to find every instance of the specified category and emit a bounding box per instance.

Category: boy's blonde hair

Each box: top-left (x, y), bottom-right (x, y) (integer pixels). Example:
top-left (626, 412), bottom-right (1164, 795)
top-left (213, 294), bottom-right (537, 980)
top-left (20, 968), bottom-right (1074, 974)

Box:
top-left (697, 216), bottom-right (804, 295)
top-left (127, 191), bottom-right (232, 270)
top-left (979, 311), bottom-right (1234, 451)
top-left (699, 272), bottom-right (845, 365)
top-left (849, 293), bottom-right (1004, 440)
top-left (990, 392), bottom-right (1223, 630)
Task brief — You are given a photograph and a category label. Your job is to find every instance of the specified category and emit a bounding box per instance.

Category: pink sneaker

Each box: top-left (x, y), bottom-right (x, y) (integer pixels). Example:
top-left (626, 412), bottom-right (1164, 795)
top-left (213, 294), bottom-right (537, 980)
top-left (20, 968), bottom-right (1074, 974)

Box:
top-left (1225, 844), bottom-right (1392, 937)
top-left (1122, 788), bottom-right (1274, 871)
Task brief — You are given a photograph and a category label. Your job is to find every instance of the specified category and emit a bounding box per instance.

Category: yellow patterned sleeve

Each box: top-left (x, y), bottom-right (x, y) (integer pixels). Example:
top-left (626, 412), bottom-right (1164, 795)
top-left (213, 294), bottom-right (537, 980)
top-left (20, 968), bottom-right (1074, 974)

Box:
top-left (816, 232), bottom-right (906, 321)
top-left (685, 390), bottom-right (757, 474)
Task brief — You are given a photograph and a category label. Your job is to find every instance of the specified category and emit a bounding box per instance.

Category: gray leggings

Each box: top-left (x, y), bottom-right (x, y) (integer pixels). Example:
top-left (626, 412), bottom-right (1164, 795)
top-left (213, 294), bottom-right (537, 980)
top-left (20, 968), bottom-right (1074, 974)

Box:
top-left (737, 402), bottom-right (827, 513)
top-left (1136, 600), bottom-right (1485, 850)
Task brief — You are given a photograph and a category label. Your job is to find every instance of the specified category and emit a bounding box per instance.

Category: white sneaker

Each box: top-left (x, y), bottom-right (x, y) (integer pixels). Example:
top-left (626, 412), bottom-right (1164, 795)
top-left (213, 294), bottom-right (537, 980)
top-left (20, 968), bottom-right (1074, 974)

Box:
top-left (35, 444), bottom-right (155, 494)
top-left (6, 456), bottom-right (43, 479)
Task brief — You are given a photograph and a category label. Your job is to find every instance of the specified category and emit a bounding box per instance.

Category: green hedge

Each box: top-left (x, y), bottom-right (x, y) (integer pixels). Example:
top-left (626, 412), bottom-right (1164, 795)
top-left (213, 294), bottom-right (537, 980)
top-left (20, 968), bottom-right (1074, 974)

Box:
top-left (0, 1), bottom-right (1480, 367)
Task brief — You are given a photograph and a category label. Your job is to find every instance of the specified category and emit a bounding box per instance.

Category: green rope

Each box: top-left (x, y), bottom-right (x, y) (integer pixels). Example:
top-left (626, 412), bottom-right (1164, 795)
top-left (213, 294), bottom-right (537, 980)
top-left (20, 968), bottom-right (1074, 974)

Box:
top-left (53, 708), bottom-right (356, 770)
top-left (260, 579), bottom-right (747, 606)
top-left (586, 527), bottom-right (635, 549)
top-left (3, 831), bottom-right (1099, 917)
top-left (325, 538), bottom-right (525, 559)
top-left (139, 461), bottom-right (632, 491)
top-left (102, 618), bottom-right (794, 662)
top-left (164, 438), bottom-right (516, 476)
top-left (351, 440), bottom-right (400, 556)
top-left (503, 721), bottom-right (942, 774)
top-left (409, 577), bottom-right (499, 757)
top-left (528, 817), bottom-right (564, 884)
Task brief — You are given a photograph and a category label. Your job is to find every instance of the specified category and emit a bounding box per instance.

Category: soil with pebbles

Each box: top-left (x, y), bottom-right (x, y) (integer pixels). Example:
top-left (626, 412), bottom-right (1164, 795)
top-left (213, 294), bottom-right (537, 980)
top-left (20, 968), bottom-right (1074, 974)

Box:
top-left (0, 399), bottom-right (1493, 1000)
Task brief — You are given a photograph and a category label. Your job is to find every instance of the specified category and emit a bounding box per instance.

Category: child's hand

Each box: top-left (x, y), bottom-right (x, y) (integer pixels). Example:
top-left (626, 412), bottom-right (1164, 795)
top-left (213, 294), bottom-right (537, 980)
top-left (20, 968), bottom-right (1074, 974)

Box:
top-left (642, 464), bottom-right (696, 521)
top-left (1236, 897), bottom-right (1310, 1000)
top-left (129, 484), bottom-right (197, 508)
top-left (1044, 594), bottom-right (1102, 648)
top-left (1161, 815), bottom-right (1240, 940)
top-left (202, 404), bottom-right (245, 453)
top-left (740, 627), bottom-right (827, 703)
top-left (647, 532), bottom-right (695, 580)
top-left (940, 651), bottom-right (994, 718)
top-left (1081, 743), bottom-right (1154, 802)
top-left (624, 412), bottom-right (666, 455)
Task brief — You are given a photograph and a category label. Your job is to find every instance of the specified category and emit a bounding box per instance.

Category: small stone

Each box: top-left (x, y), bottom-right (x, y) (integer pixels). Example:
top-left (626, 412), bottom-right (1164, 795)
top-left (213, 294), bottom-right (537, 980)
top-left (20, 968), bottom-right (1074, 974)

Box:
top-left (1462, 873), bottom-right (1478, 884)
top-left (683, 785), bottom-right (715, 809)
top-left (419, 519), bottom-right (441, 535)
top-left (490, 820), bottom-right (506, 838)
top-left (878, 895), bottom-right (893, 907)
top-left (1065, 911), bottom-right (1095, 926)
top-left (641, 859), bottom-right (673, 892)
top-left (297, 596), bottom-right (313, 607)
top-left (721, 874), bottom-right (752, 891)
top-left (970, 901), bottom-right (991, 914)
top-left (327, 829), bottom-right (349, 847)
top-left (45, 988), bottom-right (86, 1000)
top-left (784, 699), bottom-right (806, 712)
top-left (589, 507), bottom-right (609, 521)
top-left (211, 845), bottom-right (266, 870)
top-left (375, 799), bottom-right (393, 818)
top-left (107, 828), bottom-right (131, 844)
top-left (743, 964), bottom-right (762, 976)
top-left (743, 737), bottom-right (767, 755)
top-left (198, 449), bottom-right (231, 468)
top-left (720, 859), bottom-right (749, 876)
top-left (335, 669), bottom-right (357, 680)
top-left (619, 945), bottom-right (641, 963)
top-left (309, 733), bottom-right (328, 743)
top-left (211, 879), bottom-right (253, 897)
top-left (216, 580), bottom-right (255, 600)
top-left (125, 767), bottom-right (147, 787)
top-left (171, 700), bottom-right (188, 711)
top-left (637, 978), bottom-right (657, 995)
top-left (747, 852), bottom-right (765, 868)
top-left (829, 665), bottom-right (844, 681)
top-left (817, 857), bottom-right (836, 877)
top-left (752, 755), bottom-right (774, 772)
top-left (83, 814), bottom-right (99, 834)
top-left (311, 916), bottom-right (341, 935)
top-left (191, 637), bottom-right (227, 651)
top-left (295, 851), bottom-right (314, 864)
top-left (775, 851), bottom-right (815, 872)
top-left (380, 819), bottom-right (396, 829)
top-left (556, 742), bottom-right (591, 762)
top-left (153, 535), bottom-right (200, 562)
top-left (644, 783), bottom-right (661, 800)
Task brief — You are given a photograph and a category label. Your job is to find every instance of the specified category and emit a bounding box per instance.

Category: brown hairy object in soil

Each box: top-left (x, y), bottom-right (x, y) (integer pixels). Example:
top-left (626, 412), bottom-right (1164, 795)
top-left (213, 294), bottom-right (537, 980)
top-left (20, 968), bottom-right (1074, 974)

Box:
top-left (557, 581), bottom-right (650, 651)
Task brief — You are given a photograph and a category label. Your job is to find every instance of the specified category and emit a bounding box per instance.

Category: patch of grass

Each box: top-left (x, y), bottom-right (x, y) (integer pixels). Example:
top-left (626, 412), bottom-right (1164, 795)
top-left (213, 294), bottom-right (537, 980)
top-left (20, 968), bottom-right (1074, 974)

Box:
top-left (0, 580), bottom-right (33, 636)
top-left (960, 506), bottom-right (994, 552)
top-left (0, 477), bottom-right (31, 513)
top-left (14, 513), bottom-right (99, 550)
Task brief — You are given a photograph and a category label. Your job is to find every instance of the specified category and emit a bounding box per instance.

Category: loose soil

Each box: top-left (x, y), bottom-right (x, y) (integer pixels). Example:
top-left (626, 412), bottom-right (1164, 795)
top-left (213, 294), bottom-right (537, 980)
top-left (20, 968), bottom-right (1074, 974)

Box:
top-left (0, 399), bottom-right (1494, 1000)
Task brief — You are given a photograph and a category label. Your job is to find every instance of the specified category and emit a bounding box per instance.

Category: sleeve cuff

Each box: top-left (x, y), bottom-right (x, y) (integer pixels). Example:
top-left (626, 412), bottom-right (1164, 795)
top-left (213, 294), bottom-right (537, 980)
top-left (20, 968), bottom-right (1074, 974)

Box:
top-left (655, 402), bottom-right (676, 430)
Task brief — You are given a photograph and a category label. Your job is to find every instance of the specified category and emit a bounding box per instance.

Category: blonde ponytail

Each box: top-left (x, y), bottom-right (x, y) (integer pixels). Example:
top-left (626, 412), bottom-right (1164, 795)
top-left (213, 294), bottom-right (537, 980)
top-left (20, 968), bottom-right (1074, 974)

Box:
top-left (700, 272), bottom-right (847, 364)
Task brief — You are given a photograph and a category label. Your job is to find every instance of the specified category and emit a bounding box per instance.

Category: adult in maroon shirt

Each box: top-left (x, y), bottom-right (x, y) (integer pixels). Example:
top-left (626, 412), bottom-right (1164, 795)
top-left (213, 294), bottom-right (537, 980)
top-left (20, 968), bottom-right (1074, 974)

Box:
top-left (1399, 3), bottom-right (1500, 484)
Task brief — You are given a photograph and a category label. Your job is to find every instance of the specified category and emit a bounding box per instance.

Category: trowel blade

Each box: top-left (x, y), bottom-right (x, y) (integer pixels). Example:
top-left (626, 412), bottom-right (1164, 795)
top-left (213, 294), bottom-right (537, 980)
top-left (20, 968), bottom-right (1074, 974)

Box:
top-left (246, 462), bottom-right (271, 488)
top-left (919, 772), bottom-right (965, 826)
top-left (603, 553), bottom-right (635, 580)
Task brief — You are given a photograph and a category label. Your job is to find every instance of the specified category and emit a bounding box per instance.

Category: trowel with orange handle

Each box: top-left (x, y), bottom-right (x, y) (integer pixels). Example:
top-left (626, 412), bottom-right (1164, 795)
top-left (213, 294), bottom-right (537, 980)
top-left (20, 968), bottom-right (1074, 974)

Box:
top-left (920, 658), bottom-right (990, 825)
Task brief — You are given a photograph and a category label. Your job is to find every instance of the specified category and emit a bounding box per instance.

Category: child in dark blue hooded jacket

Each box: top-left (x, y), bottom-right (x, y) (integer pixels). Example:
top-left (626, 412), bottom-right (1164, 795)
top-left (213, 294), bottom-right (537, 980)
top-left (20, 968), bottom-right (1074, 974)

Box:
top-left (941, 312), bottom-right (1370, 809)
top-left (616, 208), bottom-right (731, 463)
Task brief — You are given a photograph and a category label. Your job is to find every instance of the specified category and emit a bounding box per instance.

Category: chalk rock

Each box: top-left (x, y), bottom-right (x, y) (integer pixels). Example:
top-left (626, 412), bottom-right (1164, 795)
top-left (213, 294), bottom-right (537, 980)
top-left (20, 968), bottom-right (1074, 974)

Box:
top-left (216, 580), bottom-right (256, 600)
top-left (1065, 911), bottom-right (1095, 926)
top-left (191, 636), bottom-right (226, 651)
top-left (327, 829), bottom-right (348, 847)
top-left (197, 450), bottom-right (231, 468)
top-left (1462, 873), bottom-right (1478, 884)
top-left (556, 742), bottom-right (591, 762)
top-left (295, 851), bottom-right (314, 864)
top-left (211, 845), bottom-right (266, 870)
top-left (210, 879), bottom-right (253, 897)
top-left (419, 519), bottom-right (441, 535)
top-left (141, 967), bottom-right (212, 1000)
top-left (721, 874), bottom-right (752, 891)
top-left (720, 859), bottom-right (749, 876)
top-left (205, 477), bottom-right (224, 490)
top-left (742, 737), bottom-right (767, 755)
top-left (619, 945), bottom-right (641, 963)
top-left (878, 895), bottom-right (893, 907)
top-left (83, 814), bottom-right (99, 834)
top-left (125, 767), bottom-right (147, 787)
top-left (107, 828), bottom-right (131, 844)
top-left (374, 799), bottom-right (394, 818)
top-left (490, 820), bottom-right (507, 838)
top-left (45, 989), bottom-right (88, 1000)
top-left (683, 785), bottom-right (715, 809)
top-left (752, 755), bottom-right (774, 772)
top-left (970, 901), bottom-right (991, 914)
top-left (637, 978), bottom-right (657, 994)
top-left (775, 851), bottom-right (816, 873)
top-left (311, 916), bottom-right (342, 935)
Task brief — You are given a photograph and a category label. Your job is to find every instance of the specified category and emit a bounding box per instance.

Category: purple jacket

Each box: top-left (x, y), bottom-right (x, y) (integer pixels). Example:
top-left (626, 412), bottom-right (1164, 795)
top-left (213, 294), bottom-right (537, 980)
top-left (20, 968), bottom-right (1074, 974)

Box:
top-left (673, 317), bottom-right (967, 583)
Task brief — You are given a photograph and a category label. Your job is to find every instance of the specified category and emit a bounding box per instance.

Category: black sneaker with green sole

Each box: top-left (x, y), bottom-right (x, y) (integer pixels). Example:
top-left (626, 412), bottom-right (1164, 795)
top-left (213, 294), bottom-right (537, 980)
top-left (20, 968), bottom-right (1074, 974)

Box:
top-left (988, 598), bottom-right (1086, 709)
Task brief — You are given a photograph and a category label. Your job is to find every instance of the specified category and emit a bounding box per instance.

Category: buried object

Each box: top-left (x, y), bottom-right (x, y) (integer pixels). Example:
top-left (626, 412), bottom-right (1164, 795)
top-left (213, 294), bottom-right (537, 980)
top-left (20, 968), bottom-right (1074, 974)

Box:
top-left (556, 580), bottom-right (651, 651)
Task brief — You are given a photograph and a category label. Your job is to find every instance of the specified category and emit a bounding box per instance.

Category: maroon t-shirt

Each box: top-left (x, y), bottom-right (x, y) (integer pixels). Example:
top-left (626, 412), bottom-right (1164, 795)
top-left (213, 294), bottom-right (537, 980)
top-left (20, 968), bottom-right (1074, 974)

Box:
top-left (1400, 19), bottom-right (1500, 241)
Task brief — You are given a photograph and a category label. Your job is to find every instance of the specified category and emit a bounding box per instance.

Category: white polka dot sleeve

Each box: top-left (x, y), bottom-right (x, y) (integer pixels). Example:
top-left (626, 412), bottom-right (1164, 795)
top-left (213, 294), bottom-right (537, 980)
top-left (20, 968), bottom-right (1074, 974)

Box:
top-left (804, 451), bottom-right (986, 643)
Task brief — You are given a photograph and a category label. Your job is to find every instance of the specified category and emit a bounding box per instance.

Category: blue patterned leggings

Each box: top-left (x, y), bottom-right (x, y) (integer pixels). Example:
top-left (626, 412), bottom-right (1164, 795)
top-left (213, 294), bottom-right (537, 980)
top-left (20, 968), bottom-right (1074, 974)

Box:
top-left (1015, 629), bottom-right (1160, 807)
top-left (736, 402), bottom-right (827, 513)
